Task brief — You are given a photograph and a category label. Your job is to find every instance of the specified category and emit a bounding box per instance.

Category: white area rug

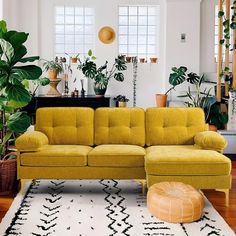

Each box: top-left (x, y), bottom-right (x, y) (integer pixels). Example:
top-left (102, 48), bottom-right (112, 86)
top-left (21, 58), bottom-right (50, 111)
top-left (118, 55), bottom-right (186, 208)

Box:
top-left (0, 180), bottom-right (235, 236)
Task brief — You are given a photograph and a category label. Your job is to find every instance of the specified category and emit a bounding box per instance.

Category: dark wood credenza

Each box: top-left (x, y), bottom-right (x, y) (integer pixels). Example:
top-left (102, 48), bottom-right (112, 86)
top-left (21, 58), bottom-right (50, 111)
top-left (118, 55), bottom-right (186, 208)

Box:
top-left (22, 96), bottom-right (114, 122)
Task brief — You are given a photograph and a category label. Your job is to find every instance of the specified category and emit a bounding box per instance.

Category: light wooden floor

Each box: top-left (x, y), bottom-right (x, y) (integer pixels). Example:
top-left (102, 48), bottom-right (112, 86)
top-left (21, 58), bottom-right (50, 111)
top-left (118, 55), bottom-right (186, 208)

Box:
top-left (0, 162), bottom-right (236, 232)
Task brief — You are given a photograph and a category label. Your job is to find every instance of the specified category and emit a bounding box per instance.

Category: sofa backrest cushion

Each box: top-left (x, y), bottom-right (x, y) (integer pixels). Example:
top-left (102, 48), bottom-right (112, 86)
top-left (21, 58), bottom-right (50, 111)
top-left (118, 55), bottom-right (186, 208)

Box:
top-left (95, 108), bottom-right (145, 146)
top-left (146, 107), bottom-right (207, 145)
top-left (35, 107), bottom-right (94, 145)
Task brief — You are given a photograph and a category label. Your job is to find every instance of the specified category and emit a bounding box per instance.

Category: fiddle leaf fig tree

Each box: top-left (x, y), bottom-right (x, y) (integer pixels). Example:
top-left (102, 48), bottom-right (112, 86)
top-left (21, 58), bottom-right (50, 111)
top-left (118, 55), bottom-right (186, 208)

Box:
top-left (0, 20), bottom-right (42, 159)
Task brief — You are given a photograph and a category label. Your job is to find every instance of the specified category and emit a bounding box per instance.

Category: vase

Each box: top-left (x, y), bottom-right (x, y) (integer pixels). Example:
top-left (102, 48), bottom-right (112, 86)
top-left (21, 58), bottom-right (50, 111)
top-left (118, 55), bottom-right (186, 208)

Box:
top-left (94, 84), bottom-right (107, 97)
top-left (155, 94), bottom-right (167, 107)
top-left (118, 101), bottom-right (127, 107)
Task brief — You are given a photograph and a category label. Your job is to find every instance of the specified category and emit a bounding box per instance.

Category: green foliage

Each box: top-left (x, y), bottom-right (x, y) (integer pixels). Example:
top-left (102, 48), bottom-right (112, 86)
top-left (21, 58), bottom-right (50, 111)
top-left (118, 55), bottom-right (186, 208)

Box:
top-left (0, 20), bottom-right (42, 159)
top-left (166, 66), bottom-right (200, 95)
top-left (43, 59), bottom-right (63, 74)
top-left (78, 50), bottom-right (127, 90)
top-left (206, 103), bottom-right (228, 129)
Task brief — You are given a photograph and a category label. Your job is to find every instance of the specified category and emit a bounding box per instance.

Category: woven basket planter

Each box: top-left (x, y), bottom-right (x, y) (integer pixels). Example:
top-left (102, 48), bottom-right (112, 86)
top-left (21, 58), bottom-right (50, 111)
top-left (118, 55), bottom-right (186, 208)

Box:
top-left (0, 155), bottom-right (17, 195)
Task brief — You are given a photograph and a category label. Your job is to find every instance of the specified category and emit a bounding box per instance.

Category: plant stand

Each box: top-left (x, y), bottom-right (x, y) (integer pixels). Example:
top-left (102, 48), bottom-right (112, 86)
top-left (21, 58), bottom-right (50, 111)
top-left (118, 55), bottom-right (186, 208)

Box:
top-left (47, 79), bottom-right (61, 97)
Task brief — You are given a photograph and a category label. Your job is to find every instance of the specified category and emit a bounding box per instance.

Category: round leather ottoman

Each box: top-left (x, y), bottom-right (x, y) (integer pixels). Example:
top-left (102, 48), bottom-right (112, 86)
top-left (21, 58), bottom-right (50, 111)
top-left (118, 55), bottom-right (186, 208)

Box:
top-left (147, 182), bottom-right (205, 223)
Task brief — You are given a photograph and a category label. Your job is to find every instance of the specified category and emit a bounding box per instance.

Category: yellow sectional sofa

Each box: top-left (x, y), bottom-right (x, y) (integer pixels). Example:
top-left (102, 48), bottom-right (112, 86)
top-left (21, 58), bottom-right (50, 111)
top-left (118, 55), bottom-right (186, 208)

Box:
top-left (16, 107), bottom-right (231, 204)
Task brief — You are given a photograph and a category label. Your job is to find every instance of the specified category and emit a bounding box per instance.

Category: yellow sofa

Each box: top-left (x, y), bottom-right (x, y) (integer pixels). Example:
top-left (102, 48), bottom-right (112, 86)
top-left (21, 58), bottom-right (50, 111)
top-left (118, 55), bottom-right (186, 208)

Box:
top-left (16, 107), bottom-right (231, 205)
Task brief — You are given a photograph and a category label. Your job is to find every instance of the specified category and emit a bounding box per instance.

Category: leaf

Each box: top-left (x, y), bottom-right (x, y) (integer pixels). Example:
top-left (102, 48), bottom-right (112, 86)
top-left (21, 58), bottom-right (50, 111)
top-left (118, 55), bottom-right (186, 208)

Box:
top-left (7, 100), bottom-right (29, 108)
top-left (230, 22), bottom-right (236, 29)
top-left (114, 72), bottom-right (124, 82)
top-left (0, 38), bottom-right (14, 62)
top-left (88, 49), bottom-right (92, 56)
top-left (0, 72), bottom-right (8, 88)
top-left (218, 11), bottom-right (224, 18)
top-left (81, 60), bottom-right (97, 79)
top-left (91, 56), bottom-right (96, 60)
top-left (37, 77), bottom-right (50, 86)
top-left (5, 84), bottom-right (31, 103)
top-left (7, 111), bottom-right (31, 133)
top-left (0, 20), bottom-right (7, 38)
top-left (1, 131), bottom-right (13, 146)
top-left (11, 45), bottom-right (27, 65)
top-left (4, 31), bottom-right (28, 50)
top-left (186, 72), bottom-right (200, 84)
top-left (220, 39), bottom-right (225, 44)
top-left (12, 65), bottom-right (42, 80)
top-left (19, 56), bottom-right (40, 63)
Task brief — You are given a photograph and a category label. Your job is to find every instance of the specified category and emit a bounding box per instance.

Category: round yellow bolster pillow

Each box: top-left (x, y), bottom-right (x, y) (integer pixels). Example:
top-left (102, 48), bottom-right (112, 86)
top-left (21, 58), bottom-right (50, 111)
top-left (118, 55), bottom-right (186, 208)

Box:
top-left (147, 182), bottom-right (205, 223)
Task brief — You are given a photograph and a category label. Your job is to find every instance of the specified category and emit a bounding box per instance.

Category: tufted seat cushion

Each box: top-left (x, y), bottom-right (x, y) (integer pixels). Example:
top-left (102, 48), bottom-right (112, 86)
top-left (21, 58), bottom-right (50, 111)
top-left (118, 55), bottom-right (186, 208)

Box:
top-left (88, 144), bottom-right (145, 167)
top-left (95, 108), bottom-right (145, 146)
top-left (145, 145), bottom-right (231, 175)
top-left (20, 145), bottom-right (92, 166)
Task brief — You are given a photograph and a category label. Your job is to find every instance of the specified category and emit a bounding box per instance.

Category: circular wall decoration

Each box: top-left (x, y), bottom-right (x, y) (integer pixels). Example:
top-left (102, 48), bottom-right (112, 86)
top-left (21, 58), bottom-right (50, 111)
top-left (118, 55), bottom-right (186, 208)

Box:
top-left (98, 26), bottom-right (116, 44)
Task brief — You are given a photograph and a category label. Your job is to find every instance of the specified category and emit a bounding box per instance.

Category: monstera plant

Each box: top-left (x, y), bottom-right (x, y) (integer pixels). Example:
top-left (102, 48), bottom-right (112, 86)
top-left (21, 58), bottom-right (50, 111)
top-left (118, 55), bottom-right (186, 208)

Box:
top-left (0, 20), bottom-right (42, 162)
top-left (78, 50), bottom-right (127, 96)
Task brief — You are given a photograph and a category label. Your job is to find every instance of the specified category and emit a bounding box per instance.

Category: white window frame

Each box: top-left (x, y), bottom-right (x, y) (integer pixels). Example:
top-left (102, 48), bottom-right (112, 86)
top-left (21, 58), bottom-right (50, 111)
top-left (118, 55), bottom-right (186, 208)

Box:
top-left (54, 6), bottom-right (95, 59)
top-left (118, 5), bottom-right (160, 61)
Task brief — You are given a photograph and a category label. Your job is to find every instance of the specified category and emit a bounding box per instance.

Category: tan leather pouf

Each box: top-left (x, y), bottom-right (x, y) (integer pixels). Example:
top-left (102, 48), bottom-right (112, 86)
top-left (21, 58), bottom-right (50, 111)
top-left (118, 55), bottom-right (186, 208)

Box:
top-left (147, 182), bottom-right (205, 223)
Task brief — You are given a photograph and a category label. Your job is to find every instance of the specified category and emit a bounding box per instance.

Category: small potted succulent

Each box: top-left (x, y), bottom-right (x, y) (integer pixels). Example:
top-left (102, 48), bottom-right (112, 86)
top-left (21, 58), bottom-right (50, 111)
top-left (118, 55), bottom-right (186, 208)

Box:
top-left (113, 95), bottom-right (129, 107)
top-left (66, 53), bottom-right (80, 63)
top-left (43, 58), bottom-right (63, 80)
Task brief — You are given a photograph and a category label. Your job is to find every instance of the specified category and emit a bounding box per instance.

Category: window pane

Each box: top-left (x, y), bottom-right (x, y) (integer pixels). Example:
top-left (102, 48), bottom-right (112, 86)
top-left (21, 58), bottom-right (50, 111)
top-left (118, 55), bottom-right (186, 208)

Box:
top-left (85, 8), bottom-right (94, 15)
top-left (119, 26), bottom-right (128, 34)
top-left (75, 8), bottom-right (83, 15)
top-left (138, 26), bottom-right (147, 34)
top-left (85, 35), bottom-right (94, 44)
top-left (129, 26), bottom-right (137, 35)
top-left (129, 35), bottom-right (137, 45)
top-left (148, 7), bottom-right (156, 15)
top-left (65, 15), bottom-right (74, 24)
top-left (65, 44), bottom-right (75, 53)
top-left (129, 7), bottom-right (137, 15)
top-left (55, 25), bottom-right (64, 34)
top-left (84, 26), bottom-right (93, 34)
top-left (85, 15), bottom-right (94, 24)
top-left (119, 35), bottom-right (128, 44)
top-left (75, 25), bottom-right (84, 34)
top-left (56, 44), bottom-right (64, 53)
top-left (56, 15), bottom-right (64, 24)
top-left (138, 45), bottom-right (146, 54)
top-left (119, 16), bottom-right (128, 25)
top-left (119, 45), bottom-right (127, 54)
top-left (65, 7), bottom-right (74, 15)
top-left (65, 35), bottom-right (74, 44)
top-left (148, 26), bottom-right (156, 35)
top-left (75, 35), bottom-right (84, 44)
top-left (75, 16), bottom-right (84, 24)
top-left (139, 16), bottom-right (147, 25)
top-left (139, 7), bottom-right (147, 15)
top-left (129, 16), bottom-right (137, 25)
top-left (119, 7), bottom-right (128, 15)
top-left (128, 45), bottom-right (137, 54)
top-left (138, 35), bottom-right (146, 44)
top-left (148, 35), bottom-right (155, 44)
top-left (65, 25), bottom-right (74, 34)
top-left (148, 16), bottom-right (156, 25)
top-left (56, 35), bottom-right (65, 44)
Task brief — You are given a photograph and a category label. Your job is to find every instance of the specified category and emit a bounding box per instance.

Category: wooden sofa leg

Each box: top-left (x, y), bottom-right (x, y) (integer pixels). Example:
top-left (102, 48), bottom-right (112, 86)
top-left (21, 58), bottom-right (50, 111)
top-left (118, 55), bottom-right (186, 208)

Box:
top-left (216, 189), bottom-right (229, 206)
top-left (135, 179), bottom-right (146, 194)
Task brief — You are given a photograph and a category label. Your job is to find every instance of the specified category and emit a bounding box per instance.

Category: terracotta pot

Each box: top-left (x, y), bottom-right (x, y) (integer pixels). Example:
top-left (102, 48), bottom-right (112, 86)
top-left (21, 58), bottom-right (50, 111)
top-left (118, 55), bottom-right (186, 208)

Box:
top-left (208, 124), bottom-right (218, 132)
top-left (150, 57), bottom-right (158, 63)
top-left (48, 69), bottom-right (58, 80)
top-left (118, 101), bottom-right (127, 107)
top-left (126, 56), bottom-right (131, 63)
top-left (155, 94), bottom-right (167, 107)
top-left (71, 57), bottom-right (78, 63)
top-left (139, 58), bottom-right (145, 63)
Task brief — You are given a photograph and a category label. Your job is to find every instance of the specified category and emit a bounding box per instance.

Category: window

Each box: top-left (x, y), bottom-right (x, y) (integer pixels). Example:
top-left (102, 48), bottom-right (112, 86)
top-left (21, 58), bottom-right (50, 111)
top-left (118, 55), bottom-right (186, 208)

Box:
top-left (54, 6), bottom-right (95, 58)
top-left (118, 5), bottom-right (160, 60)
top-left (214, 5), bottom-right (233, 62)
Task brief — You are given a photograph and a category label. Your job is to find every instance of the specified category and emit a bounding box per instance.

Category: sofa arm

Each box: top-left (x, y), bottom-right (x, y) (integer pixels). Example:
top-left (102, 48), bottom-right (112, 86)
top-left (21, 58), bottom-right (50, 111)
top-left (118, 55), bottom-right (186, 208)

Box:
top-left (194, 131), bottom-right (227, 152)
top-left (16, 131), bottom-right (48, 152)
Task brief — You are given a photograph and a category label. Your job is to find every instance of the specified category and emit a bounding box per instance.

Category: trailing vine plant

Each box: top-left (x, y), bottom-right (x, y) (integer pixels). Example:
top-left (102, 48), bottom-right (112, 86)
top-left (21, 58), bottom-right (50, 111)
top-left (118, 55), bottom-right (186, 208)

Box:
top-left (218, 0), bottom-right (236, 89)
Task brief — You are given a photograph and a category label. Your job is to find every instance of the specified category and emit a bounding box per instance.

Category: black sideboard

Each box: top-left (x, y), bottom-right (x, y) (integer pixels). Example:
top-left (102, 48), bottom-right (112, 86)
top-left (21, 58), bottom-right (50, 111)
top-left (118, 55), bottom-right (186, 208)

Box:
top-left (22, 95), bottom-right (114, 122)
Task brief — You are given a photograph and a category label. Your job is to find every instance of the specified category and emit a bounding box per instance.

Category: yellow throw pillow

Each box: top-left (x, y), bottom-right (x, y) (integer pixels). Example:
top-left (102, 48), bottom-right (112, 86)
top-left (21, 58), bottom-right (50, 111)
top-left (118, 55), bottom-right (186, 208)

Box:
top-left (194, 131), bottom-right (227, 152)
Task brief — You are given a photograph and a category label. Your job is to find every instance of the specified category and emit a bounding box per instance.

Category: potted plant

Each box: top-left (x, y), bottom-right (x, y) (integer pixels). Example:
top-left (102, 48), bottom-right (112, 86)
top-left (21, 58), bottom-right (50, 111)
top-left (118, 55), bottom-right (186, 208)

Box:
top-left (43, 58), bottom-right (63, 80)
top-left (0, 20), bottom-right (42, 194)
top-left (113, 95), bottom-right (129, 107)
top-left (156, 66), bottom-right (200, 107)
top-left (78, 50), bottom-right (127, 97)
top-left (66, 53), bottom-right (80, 64)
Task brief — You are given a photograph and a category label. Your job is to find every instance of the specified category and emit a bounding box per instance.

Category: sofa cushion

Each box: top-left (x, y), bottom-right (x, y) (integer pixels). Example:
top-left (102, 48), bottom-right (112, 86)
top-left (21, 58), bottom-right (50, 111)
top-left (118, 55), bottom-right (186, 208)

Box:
top-left (88, 144), bottom-right (145, 167)
top-left (20, 145), bottom-right (92, 166)
top-left (35, 107), bottom-right (94, 145)
top-left (146, 108), bottom-right (207, 146)
top-left (94, 108), bottom-right (145, 146)
top-left (145, 145), bottom-right (231, 175)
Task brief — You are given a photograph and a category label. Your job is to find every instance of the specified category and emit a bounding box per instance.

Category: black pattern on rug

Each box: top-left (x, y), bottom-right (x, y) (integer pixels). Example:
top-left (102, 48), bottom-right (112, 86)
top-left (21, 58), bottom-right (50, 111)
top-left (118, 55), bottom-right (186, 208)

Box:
top-left (1, 180), bottom-right (235, 236)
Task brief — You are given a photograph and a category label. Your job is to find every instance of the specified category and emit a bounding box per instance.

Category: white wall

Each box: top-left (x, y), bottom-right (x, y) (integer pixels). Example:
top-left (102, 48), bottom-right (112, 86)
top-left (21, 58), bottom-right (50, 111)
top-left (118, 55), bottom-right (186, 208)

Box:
top-left (2, 0), bottom-right (203, 108)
